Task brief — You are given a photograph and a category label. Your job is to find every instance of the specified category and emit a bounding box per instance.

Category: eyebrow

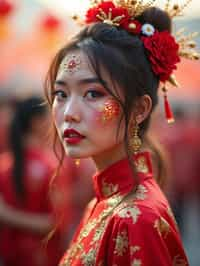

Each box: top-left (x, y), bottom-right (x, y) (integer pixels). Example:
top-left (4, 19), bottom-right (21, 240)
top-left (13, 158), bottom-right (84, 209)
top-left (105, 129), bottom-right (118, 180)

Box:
top-left (54, 77), bottom-right (108, 88)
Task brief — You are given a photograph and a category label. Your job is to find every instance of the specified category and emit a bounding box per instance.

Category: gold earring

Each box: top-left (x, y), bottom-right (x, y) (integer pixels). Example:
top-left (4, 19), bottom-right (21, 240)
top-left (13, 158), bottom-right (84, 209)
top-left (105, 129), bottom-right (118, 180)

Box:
top-left (129, 121), bottom-right (142, 154)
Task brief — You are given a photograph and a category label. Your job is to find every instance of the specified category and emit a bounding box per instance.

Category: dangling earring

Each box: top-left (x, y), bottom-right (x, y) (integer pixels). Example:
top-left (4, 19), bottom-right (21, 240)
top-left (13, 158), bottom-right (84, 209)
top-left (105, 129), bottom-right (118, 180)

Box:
top-left (129, 121), bottom-right (142, 154)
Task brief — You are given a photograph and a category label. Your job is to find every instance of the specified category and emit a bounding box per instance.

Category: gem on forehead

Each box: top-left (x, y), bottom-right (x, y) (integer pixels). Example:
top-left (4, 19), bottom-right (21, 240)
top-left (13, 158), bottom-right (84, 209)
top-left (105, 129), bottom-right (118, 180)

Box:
top-left (60, 54), bottom-right (81, 74)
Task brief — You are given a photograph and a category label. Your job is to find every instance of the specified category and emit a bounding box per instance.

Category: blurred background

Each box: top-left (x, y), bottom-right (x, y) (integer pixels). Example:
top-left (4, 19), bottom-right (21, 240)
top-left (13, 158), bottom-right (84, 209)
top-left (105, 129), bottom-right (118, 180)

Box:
top-left (0, 0), bottom-right (199, 265)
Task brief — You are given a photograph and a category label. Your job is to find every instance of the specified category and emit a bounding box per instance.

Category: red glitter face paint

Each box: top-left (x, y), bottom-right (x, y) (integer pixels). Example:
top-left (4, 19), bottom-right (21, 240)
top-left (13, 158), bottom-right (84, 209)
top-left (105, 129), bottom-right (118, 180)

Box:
top-left (99, 99), bottom-right (120, 123)
top-left (59, 54), bottom-right (81, 74)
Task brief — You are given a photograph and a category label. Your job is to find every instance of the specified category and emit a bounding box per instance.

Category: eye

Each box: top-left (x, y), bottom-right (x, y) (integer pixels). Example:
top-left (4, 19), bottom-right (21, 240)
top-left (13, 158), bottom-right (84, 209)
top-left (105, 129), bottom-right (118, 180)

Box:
top-left (52, 90), bottom-right (67, 101)
top-left (85, 89), bottom-right (105, 100)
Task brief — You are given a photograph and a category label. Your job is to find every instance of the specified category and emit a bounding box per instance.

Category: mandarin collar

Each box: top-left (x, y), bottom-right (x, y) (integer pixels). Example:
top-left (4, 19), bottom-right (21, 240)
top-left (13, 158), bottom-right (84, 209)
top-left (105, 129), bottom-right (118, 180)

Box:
top-left (92, 152), bottom-right (153, 200)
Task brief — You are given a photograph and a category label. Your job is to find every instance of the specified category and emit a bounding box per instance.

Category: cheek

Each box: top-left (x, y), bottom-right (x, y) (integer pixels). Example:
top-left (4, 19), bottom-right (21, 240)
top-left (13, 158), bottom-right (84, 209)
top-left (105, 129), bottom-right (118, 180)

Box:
top-left (89, 99), bottom-right (121, 127)
top-left (52, 101), bottom-right (63, 129)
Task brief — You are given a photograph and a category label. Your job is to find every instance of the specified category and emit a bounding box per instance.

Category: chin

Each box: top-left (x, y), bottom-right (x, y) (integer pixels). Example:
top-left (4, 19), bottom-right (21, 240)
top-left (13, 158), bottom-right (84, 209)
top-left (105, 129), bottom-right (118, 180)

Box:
top-left (64, 147), bottom-right (91, 159)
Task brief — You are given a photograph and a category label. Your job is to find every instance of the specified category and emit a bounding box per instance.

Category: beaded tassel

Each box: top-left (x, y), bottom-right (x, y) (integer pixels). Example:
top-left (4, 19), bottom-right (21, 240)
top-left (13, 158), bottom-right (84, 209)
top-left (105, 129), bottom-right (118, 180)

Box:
top-left (162, 85), bottom-right (175, 124)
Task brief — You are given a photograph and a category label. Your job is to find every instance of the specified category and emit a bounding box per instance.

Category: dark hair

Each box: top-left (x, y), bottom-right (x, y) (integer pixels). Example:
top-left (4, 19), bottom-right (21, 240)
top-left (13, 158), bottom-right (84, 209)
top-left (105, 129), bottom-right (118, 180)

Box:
top-left (45, 7), bottom-right (171, 186)
top-left (10, 96), bottom-right (47, 201)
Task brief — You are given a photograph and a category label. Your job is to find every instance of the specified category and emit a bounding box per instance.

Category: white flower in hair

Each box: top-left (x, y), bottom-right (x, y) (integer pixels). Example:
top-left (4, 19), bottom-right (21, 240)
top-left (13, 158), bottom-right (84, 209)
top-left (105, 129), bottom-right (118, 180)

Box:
top-left (141, 23), bottom-right (155, 36)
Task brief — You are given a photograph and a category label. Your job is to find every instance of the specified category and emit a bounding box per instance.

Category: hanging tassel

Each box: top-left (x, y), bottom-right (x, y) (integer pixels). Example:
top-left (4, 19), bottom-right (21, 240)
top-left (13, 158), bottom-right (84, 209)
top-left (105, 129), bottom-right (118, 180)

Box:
top-left (162, 85), bottom-right (175, 124)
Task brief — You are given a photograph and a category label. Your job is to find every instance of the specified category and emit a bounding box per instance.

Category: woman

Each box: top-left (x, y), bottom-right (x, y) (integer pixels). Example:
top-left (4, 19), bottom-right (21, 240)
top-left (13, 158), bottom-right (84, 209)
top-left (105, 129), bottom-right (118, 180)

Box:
top-left (0, 96), bottom-right (63, 266)
top-left (45, 1), bottom-right (193, 265)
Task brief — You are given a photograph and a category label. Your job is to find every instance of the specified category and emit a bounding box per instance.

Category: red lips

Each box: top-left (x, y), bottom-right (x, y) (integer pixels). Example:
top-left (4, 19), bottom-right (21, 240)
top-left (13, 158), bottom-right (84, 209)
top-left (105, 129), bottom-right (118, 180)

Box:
top-left (63, 128), bottom-right (85, 144)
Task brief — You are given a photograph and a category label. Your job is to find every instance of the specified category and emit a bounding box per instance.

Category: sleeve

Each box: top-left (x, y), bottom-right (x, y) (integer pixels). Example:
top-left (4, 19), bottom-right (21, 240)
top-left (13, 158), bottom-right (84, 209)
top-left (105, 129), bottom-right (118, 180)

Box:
top-left (107, 205), bottom-right (189, 266)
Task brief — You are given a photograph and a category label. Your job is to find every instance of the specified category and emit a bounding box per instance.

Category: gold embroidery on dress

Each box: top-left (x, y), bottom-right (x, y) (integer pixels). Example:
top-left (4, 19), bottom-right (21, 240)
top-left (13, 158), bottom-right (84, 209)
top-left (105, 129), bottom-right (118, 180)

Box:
top-left (60, 243), bottom-right (84, 266)
top-left (132, 259), bottom-right (142, 266)
top-left (81, 248), bottom-right (96, 266)
top-left (60, 193), bottom-right (125, 265)
top-left (154, 216), bottom-right (170, 239)
top-left (173, 254), bottom-right (188, 266)
top-left (102, 179), bottom-right (119, 197)
top-left (107, 195), bottom-right (123, 207)
top-left (117, 206), bottom-right (141, 224)
top-left (135, 156), bottom-right (149, 173)
top-left (92, 220), bottom-right (106, 244)
top-left (81, 219), bottom-right (98, 238)
top-left (114, 230), bottom-right (129, 256)
top-left (130, 245), bottom-right (141, 255)
top-left (133, 185), bottom-right (148, 200)
top-left (60, 158), bottom-right (148, 266)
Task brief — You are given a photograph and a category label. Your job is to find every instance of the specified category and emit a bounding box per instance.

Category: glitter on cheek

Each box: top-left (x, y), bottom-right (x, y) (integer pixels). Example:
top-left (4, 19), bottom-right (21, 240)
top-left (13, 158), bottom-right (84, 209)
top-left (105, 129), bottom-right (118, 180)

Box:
top-left (99, 99), bottom-right (121, 124)
top-left (86, 99), bottom-right (121, 128)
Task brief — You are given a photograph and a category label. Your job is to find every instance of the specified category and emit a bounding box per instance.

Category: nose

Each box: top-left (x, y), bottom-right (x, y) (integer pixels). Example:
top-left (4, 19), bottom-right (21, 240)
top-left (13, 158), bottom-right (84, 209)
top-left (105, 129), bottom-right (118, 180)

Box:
top-left (64, 96), bottom-right (81, 123)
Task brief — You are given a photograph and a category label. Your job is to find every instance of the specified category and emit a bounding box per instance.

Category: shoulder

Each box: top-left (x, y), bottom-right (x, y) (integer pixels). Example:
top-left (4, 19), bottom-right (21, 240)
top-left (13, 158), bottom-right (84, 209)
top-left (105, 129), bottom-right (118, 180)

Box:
top-left (104, 195), bottom-right (188, 266)
top-left (110, 184), bottom-right (178, 237)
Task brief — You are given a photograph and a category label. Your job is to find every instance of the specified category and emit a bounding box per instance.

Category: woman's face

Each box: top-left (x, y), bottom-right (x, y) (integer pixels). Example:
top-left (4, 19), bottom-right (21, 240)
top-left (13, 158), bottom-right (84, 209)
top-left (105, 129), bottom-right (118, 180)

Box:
top-left (52, 50), bottom-right (126, 169)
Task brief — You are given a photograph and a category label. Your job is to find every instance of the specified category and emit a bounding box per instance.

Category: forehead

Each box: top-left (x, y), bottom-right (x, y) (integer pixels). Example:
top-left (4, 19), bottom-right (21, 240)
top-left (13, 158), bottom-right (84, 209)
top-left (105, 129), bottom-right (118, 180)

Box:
top-left (56, 49), bottom-right (123, 99)
top-left (57, 50), bottom-right (95, 80)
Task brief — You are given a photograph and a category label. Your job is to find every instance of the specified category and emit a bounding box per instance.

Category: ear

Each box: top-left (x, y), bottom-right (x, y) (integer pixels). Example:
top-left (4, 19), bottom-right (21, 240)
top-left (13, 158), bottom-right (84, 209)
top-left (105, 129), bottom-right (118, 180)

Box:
top-left (132, 94), bottom-right (152, 124)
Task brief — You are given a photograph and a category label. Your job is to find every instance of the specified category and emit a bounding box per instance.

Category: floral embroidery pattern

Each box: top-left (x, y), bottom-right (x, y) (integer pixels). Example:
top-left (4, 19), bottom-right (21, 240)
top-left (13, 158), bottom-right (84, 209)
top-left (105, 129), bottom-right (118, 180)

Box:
top-left (114, 230), bottom-right (129, 256)
top-left (135, 156), bottom-right (149, 173)
top-left (154, 217), bottom-right (170, 239)
top-left (118, 206), bottom-right (141, 224)
top-left (107, 195), bottom-right (123, 208)
top-left (60, 193), bottom-right (125, 265)
top-left (92, 220), bottom-right (106, 244)
top-left (102, 179), bottom-right (119, 197)
top-left (81, 248), bottom-right (96, 266)
top-left (130, 245), bottom-right (141, 255)
top-left (60, 152), bottom-right (188, 265)
top-left (133, 185), bottom-right (148, 200)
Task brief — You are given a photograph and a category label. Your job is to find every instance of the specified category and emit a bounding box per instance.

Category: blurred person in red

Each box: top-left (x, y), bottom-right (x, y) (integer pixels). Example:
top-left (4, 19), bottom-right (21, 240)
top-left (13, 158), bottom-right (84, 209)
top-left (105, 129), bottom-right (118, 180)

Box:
top-left (154, 106), bottom-right (199, 233)
top-left (0, 98), bottom-right (13, 154)
top-left (51, 156), bottom-right (95, 246)
top-left (0, 96), bottom-right (63, 266)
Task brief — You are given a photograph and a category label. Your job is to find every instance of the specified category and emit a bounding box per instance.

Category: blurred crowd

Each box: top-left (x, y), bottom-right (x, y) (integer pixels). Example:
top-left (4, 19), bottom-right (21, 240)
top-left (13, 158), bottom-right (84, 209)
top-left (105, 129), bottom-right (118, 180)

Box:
top-left (0, 94), bottom-right (199, 265)
top-left (0, 95), bottom-right (95, 266)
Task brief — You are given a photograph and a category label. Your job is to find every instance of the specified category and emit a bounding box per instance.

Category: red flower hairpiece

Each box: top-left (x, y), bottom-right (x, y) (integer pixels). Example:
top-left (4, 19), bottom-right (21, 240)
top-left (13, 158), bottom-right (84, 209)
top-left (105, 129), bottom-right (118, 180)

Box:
top-left (142, 31), bottom-right (180, 82)
top-left (86, 1), bottom-right (141, 34)
top-left (85, 1), bottom-right (180, 83)
top-left (82, 0), bottom-right (199, 123)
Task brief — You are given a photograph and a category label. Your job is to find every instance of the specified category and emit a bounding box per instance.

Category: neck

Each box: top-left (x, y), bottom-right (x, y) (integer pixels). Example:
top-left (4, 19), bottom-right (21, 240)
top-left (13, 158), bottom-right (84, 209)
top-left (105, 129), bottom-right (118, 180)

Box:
top-left (92, 142), bottom-right (127, 173)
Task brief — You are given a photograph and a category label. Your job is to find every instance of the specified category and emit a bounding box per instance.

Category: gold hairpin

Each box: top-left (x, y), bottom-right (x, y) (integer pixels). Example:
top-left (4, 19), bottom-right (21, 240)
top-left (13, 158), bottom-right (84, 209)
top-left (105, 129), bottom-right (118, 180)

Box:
top-left (90, 0), bottom-right (157, 17)
top-left (175, 28), bottom-right (200, 60)
top-left (165, 0), bottom-right (192, 18)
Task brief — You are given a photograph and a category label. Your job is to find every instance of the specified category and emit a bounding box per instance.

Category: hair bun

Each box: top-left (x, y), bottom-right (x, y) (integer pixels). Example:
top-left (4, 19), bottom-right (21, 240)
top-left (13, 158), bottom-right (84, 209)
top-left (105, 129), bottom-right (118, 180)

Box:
top-left (137, 7), bottom-right (172, 33)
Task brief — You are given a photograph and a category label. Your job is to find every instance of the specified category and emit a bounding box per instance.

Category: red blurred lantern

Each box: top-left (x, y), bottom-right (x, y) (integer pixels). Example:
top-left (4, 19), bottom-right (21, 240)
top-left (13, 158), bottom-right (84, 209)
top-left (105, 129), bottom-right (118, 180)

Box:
top-left (41, 14), bottom-right (62, 32)
top-left (38, 13), bottom-right (64, 51)
top-left (0, 0), bottom-right (14, 18)
top-left (0, 0), bottom-right (15, 40)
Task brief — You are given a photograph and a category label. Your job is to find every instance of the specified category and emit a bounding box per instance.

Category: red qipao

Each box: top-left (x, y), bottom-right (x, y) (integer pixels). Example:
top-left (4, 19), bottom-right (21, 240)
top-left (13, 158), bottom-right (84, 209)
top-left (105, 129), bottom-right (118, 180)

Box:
top-left (59, 152), bottom-right (188, 266)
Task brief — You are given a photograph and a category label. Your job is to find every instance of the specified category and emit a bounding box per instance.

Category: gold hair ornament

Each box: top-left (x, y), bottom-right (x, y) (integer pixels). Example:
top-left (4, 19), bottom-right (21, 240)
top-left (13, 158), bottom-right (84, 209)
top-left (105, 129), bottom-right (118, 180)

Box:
top-left (72, 0), bottom-right (199, 123)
